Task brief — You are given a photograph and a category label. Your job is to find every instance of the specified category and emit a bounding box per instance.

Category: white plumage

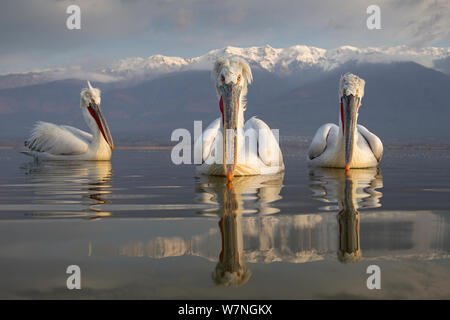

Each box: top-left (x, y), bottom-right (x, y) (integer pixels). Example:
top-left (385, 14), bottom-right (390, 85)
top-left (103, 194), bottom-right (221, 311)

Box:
top-left (308, 73), bottom-right (383, 169)
top-left (22, 81), bottom-right (114, 161)
top-left (195, 57), bottom-right (284, 179)
top-left (25, 121), bottom-right (91, 155)
top-left (308, 123), bottom-right (383, 167)
top-left (338, 72), bottom-right (365, 98)
top-left (196, 116), bottom-right (284, 176)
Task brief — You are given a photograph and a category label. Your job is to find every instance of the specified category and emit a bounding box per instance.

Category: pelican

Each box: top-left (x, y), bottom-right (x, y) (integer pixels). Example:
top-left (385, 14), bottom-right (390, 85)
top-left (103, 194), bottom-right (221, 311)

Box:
top-left (195, 57), bottom-right (284, 181)
top-left (308, 73), bottom-right (383, 170)
top-left (22, 81), bottom-right (114, 160)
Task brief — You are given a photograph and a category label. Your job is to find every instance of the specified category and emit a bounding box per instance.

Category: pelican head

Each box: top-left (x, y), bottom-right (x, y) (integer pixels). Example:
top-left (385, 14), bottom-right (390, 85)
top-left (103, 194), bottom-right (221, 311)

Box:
top-left (213, 57), bottom-right (253, 181)
top-left (81, 81), bottom-right (114, 150)
top-left (339, 73), bottom-right (365, 171)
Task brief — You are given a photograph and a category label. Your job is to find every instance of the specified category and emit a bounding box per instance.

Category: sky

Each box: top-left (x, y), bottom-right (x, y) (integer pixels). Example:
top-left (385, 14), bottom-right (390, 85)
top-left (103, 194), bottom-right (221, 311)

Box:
top-left (0, 0), bottom-right (449, 74)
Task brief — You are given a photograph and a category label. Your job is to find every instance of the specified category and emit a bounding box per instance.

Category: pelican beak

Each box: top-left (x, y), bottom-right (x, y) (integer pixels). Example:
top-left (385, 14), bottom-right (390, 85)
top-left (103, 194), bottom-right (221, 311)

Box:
top-left (220, 83), bottom-right (241, 182)
top-left (88, 102), bottom-right (114, 150)
top-left (342, 95), bottom-right (359, 171)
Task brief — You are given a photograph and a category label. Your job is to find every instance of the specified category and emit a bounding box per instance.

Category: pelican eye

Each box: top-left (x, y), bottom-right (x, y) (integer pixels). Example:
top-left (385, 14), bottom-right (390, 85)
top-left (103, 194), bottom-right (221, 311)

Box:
top-left (237, 74), bottom-right (241, 83)
top-left (221, 75), bottom-right (225, 83)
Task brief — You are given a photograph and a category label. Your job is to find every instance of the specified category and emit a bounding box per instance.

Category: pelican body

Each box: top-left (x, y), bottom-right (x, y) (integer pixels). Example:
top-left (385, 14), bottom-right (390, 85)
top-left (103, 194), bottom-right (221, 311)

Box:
top-left (22, 81), bottom-right (114, 160)
top-left (308, 73), bottom-right (383, 170)
top-left (195, 57), bottom-right (284, 181)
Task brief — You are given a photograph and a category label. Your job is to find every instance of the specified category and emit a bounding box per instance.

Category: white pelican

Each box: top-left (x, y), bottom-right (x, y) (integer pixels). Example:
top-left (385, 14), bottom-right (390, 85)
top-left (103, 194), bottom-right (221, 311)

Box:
top-left (308, 73), bottom-right (383, 171)
top-left (22, 81), bottom-right (114, 160)
top-left (195, 57), bottom-right (284, 181)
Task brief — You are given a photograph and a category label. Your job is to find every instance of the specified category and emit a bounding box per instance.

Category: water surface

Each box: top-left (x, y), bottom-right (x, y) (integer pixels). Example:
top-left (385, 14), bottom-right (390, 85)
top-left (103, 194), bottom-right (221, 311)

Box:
top-left (0, 148), bottom-right (449, 299)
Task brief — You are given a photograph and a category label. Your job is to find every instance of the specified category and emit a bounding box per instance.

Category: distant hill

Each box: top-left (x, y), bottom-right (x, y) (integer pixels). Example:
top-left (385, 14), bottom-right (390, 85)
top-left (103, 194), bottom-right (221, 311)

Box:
top-left (1, 61), bottom-right (449, 145)
top-left (268, 62), bottom-right (450, 141)
top-left (1, 44), bottom-right (449, 90)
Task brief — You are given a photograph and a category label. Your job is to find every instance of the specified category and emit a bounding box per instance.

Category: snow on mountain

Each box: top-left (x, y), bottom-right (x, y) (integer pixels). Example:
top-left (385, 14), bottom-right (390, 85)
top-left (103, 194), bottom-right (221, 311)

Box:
top-left (104, 54), bottom-right (189, 80)
top-left (1, 45), bottom-right (450, 88)
top-left (104, 44), bottom-right (450, 79)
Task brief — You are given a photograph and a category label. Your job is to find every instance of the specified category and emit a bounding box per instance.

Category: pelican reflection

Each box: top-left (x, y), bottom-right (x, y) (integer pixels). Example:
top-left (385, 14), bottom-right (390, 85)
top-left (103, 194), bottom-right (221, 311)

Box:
top-left (21, 160), bottom-right (113, 219)
top-left (309, 168), bottom-right (383, 263)
top-left (196, 173), bottom-right (284, 216)
top-left (196, 174), bottom-right (284, 286)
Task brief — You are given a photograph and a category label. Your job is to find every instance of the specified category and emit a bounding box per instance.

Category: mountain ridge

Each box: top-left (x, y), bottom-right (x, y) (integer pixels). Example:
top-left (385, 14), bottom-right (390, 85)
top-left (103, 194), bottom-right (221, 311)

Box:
top-left (2, 61), bottom-right (450, 143)
top-left (1, 44), bottom-right (450, 89)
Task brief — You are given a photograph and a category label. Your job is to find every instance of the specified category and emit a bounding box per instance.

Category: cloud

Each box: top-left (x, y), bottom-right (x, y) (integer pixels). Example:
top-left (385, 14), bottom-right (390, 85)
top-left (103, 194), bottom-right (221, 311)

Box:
top-left (0, 0), bottom-right (448, 73)
top-left (394, 0), bottom-right (450, 46)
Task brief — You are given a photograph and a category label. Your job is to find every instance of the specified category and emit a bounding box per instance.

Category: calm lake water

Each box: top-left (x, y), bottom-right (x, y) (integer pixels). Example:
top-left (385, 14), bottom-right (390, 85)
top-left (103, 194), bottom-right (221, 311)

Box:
top-left (0, 147), bottom-right (449, 299)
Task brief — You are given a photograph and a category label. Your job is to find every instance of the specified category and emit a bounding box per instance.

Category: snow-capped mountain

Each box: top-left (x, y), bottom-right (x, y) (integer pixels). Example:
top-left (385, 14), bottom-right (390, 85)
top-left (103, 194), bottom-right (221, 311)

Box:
top-left (3, 44), bottom-right (450, 142)
top-left (1, 45), bottom-right (450, 89)
top-left (103, 44), bottom-right (450, 80)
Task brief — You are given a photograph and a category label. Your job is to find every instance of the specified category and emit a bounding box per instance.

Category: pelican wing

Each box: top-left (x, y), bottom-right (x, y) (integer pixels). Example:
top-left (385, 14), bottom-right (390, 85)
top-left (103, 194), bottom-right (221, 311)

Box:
top-left (245, 117), bottom-right (283, 167)
top-left (308, 123), bottom-right (338, 160)
top-left (60, 125), bottom-right (93, 143)
top-left (25, 121), bottom-right (89, 155)
top-left (194, 117), bottom-right (222, 162)
top-left (357, 125), bottom-right (383, 162)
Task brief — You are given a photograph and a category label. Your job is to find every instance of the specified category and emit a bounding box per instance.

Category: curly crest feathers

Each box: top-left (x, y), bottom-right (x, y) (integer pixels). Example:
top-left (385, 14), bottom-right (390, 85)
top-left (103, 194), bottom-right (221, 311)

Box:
top-left (212, 57), bottom-right (253, 110)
